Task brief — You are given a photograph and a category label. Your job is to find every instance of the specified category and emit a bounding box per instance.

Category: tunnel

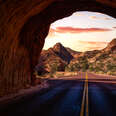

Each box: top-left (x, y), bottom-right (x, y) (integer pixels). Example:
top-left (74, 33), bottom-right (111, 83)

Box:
top-left (0, 0), bottom-right (116, 96)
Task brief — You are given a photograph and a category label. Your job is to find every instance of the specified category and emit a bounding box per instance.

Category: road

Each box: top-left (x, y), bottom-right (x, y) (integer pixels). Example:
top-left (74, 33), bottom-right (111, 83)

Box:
top-left (0, 72), bottom-right (116, 116)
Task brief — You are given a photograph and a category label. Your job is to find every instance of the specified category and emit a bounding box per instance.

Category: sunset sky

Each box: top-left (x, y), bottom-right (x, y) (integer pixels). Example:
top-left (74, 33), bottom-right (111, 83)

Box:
top-left (43, 11), bottom-right (116, 52)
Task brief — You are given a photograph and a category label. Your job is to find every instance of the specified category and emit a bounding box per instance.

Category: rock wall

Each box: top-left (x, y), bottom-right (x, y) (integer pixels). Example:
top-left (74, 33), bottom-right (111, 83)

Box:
top-left (0, 0), bottom-right (116, 96)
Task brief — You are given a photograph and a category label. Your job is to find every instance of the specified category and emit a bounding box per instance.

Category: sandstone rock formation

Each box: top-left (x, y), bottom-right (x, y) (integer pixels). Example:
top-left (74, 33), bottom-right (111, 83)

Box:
top-left (36, 43), bottom-right (79, 73)
top-left (68, 38), bottom-right (116, 74)
top-left (0, 0), bottom-right (116, 96)
top-left (37, 39), bottom-right (116, 76)
top-left (104, 38), bottom-right (116, 51)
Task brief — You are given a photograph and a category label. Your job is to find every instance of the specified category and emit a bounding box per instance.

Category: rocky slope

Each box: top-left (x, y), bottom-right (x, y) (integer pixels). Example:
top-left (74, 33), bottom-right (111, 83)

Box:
top-left (68, 39), bottom-right (116, 75)
top-left (36, 43), bottom-right (80, 74)
top-left (37, 39), bottom-right (116, 76)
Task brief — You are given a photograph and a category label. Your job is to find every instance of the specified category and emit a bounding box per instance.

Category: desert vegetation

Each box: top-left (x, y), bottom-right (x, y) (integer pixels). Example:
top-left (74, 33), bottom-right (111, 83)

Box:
top-left (36, 39), bottom-right (116, 78)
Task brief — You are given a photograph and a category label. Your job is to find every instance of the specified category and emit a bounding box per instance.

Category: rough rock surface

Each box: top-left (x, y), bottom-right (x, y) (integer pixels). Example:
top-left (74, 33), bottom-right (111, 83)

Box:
top-left (69, 38), bottom-right (116, 73)
top-left (36, 43), bottom-right (79, 73)
top-left (0, 0), bottom-right (116, 96)
top-left (37, 39), bottom-right (116, 76)
top-left (104, 38), bottom-right (116, 51)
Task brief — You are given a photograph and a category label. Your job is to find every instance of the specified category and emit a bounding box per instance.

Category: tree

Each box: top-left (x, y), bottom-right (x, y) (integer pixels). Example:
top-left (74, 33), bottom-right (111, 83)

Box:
top-left (50, 63), bottom-right (58, 74)
top-left (65, 63), bottom-right (81, 72)
top-left (82, 63), bottom-right (89, 72)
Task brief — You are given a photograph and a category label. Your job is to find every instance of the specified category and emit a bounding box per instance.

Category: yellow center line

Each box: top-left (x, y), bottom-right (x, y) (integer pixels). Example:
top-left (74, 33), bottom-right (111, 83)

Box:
top-left (86, 72), bottom-right (89, 116)
top-left (80, 72), bottom-right (89, 116)
top-left (80, 80), bottom-right (86, 116)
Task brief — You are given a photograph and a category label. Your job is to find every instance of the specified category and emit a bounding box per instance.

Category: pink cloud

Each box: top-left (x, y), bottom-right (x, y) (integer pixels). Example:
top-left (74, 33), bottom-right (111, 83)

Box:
top-left (52, 27), bottom-right (112, 34)
top-left (79, 41), bottom-right (108, 45)
top-left (78, 41), bottom-right (108, 50)
top-left (78, 41), bottom-right (108, 51)
top-left (90, 16), bottom-right (99, 19)
top-left (90, 16), bottom-right (111, 20)
top-left (86, 47), bottom-right (103, 51)
top-left (103, 17), bottom-right (111, 20)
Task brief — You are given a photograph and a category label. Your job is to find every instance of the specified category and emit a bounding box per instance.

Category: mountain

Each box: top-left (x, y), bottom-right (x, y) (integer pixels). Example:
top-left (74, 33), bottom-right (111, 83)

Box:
top-left (104, 38), bottom-right (116, 52)
top-left (36, 43), bottom-right (80, 74)
top-left (36, 39), bottom-right (116, 76)
top-left (52, 43), bottom-right (73, 63)
top-left (65, 47), bottom-right (81, 58)
top-left (68, 38), bottom-right (116, 75)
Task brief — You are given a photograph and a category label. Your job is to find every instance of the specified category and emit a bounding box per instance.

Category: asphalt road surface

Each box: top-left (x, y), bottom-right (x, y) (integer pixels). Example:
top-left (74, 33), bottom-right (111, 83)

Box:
top-left (0, 72), bottom-right (116, 116)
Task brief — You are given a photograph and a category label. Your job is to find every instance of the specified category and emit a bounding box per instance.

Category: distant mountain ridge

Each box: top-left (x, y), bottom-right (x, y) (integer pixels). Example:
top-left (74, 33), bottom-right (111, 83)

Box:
top-left (68, 38), bottom-right (116, 75)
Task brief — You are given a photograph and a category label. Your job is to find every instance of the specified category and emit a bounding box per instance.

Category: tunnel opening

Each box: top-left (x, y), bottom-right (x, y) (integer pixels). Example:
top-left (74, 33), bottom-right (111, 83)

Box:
top-left (35, 11), bottom-right (116, 79)
top-left (0, 0), bottom-right (116, 96)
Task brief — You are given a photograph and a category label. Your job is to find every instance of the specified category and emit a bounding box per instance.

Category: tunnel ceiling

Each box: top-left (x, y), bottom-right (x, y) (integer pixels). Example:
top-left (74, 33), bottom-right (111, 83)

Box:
top-left (0, 0), bottom-right (116, 96)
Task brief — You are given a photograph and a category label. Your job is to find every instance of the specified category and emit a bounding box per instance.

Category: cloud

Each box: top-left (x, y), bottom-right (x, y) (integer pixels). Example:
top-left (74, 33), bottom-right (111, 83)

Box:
top-left (85, 47), bottom-right (103, 51)
top-left (73, 13), bottom-right (83, 16)
top-left (78, 41), bottom-right (108, 45)
top-left (90, 16), bottom-right (99, 19)
top-left (103, 17), bottom-right (111, 20)
top-left (77, 41), bottom-right (108, 51)
top-left (89, 16), bottom-right (111, 20)
top-left (52, 27), bottom-right (112, 34)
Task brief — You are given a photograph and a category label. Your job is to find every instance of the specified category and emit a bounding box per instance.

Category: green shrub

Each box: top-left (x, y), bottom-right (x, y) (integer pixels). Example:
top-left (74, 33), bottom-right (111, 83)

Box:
top-left (94, 66), bottom-right (102, 72)
top-left (50, 63), bottom-right (58, 74)
top-left (89, 66), bottom-right (94, 71)
top-left (113, 57), bottom-right (116, 61)
top-left (98, 53), bottom-right (108, 59)
top-left (81, 63), bottom-right (89, 71)
top-left (106, 64), bottom-right (116, 72)
top-left (65, 65), bottom-right (74, 72)
top-left (65, 63), bottom-right (81, 72)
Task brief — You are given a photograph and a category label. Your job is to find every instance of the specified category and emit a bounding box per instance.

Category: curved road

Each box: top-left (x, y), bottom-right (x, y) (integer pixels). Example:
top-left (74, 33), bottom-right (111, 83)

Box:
top-left (0, 72), bottom-right (116, 116)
